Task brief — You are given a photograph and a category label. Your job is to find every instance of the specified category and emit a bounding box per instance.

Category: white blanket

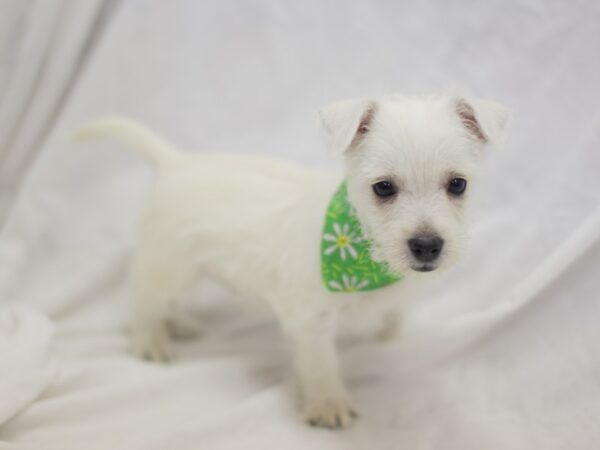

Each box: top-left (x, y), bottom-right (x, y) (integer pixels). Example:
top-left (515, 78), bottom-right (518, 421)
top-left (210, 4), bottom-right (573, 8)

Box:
top-left (1, 1), bottom-right (600, 449)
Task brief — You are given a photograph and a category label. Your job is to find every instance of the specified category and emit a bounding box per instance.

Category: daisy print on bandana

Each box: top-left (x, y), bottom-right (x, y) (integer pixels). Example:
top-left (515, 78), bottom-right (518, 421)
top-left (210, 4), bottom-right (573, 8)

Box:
top-left (321, 181), bottom-right (402, 293)
top-left (323, 222), bottom-right (361, 260)
top-left (328, 274), bottom-right (369, 293)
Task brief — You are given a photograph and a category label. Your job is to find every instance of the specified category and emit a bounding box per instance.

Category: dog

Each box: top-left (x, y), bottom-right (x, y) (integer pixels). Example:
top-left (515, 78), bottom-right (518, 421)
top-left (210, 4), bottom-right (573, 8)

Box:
top-left (73, 93), bottom-right (509, 428)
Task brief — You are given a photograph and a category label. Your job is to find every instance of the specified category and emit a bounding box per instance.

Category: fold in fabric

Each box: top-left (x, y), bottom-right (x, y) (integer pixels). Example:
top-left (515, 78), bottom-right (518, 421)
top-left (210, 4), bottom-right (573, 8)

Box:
top-left (0, 306), bottom-right (55, 426)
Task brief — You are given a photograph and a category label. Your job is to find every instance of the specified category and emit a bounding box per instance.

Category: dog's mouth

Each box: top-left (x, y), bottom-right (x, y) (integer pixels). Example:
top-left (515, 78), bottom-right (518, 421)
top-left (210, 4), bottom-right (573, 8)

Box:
top-left (411, 264), bottom-right (437, 272)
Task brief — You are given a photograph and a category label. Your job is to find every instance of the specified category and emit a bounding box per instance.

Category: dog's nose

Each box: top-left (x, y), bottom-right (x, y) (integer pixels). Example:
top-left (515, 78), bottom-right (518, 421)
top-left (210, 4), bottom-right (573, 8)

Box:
top-left (408, 236), bottom-right (444, 262)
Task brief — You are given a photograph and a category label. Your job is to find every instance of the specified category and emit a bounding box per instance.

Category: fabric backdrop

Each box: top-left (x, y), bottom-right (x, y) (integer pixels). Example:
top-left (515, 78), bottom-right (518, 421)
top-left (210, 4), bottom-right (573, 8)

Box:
top-left (1, 1), bottom-right (599, 449)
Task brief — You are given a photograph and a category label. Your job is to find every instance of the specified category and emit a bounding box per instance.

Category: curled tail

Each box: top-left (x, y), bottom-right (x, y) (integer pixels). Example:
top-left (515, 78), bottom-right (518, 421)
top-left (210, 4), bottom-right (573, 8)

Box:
top-left (71, 116), bottom-right (178, 167)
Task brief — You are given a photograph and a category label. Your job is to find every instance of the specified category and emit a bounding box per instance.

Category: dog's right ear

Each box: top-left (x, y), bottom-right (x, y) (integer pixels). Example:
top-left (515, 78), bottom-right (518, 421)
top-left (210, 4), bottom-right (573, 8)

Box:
top-left (455, 97), bottom-right (511, 149)
top-left (319, 98), bottom-right (376, 156)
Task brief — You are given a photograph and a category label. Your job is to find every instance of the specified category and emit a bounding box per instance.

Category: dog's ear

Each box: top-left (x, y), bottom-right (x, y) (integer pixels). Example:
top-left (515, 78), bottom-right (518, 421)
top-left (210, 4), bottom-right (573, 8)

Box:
top-left (319, 98), bottom-right (376, 156)
top-left (455, 98), bottom-right (510, 149)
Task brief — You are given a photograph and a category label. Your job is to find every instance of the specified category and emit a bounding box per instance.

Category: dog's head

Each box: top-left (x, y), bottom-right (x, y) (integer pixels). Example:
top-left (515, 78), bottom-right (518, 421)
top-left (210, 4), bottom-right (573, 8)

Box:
top-left (319, 94), bottom-right (509, 274)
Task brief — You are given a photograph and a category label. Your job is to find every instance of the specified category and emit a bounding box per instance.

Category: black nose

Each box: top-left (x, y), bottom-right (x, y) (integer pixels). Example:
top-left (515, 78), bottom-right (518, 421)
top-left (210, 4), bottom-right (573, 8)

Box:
top-left (408, 236), bottom-right (444, 262)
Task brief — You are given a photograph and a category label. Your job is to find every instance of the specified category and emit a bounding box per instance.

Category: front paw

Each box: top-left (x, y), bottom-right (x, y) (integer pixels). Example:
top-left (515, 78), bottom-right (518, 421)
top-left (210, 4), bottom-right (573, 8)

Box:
top-left (303, 397), bottom-right (358, 429)
top-left (131, 319), bottom-right (173, 363)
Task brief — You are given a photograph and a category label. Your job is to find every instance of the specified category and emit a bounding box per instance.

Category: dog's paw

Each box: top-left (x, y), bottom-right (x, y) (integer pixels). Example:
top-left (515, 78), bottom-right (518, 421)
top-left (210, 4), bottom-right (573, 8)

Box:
top-left (167, 314), bottom-right (203, 340)
top-left (303, 397), bottom-right (358, 429)
top-left (131, 320), bottom-right (173, 363)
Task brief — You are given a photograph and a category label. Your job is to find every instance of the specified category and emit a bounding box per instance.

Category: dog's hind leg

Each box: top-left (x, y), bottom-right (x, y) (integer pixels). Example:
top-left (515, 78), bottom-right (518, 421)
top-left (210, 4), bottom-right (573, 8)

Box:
top-left (129, 248), bottom-right (193, 362)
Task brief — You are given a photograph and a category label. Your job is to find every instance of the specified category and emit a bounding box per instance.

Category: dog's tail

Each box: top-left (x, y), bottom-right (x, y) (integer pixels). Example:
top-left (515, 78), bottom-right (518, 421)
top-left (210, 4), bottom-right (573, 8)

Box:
top-left (71, 116), bottom-right (178, 167)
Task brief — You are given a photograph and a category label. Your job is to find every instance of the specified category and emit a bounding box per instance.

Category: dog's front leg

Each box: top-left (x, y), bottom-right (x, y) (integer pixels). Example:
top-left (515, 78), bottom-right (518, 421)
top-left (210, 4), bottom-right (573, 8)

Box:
top-left (288, 314), bottom-right (357, 429)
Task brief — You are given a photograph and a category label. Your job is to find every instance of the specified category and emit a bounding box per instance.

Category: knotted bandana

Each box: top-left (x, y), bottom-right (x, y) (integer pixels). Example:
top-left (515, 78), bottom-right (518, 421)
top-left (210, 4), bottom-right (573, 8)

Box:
top-left (320, 181), bottom-right (402, 293)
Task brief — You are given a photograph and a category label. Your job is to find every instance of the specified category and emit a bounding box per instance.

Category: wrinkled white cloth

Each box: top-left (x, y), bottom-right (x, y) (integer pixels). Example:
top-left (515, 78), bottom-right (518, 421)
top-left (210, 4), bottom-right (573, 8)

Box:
top-left (0, 306), bottom-right (55, 427)
top-left (0, 0), bottom-right (113, 220)
top-left (1, 1), bottom-right (599, 449)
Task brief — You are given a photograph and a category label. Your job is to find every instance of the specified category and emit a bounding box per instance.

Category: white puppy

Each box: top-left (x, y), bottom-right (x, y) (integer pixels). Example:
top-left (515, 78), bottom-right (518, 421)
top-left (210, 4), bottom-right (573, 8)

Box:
top-left (74, 94), bottom-right (508, 428)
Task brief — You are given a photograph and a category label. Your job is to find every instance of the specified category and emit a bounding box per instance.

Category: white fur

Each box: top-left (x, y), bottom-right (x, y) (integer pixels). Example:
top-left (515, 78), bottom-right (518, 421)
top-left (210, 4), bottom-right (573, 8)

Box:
top-left (73, 93), bottom-right (508, 428)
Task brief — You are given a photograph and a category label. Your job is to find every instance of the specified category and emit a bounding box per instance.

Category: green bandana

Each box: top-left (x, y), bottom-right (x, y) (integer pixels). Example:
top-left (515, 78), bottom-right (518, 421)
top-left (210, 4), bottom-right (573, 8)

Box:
top-left (320, 181), bottom-right (402, 293)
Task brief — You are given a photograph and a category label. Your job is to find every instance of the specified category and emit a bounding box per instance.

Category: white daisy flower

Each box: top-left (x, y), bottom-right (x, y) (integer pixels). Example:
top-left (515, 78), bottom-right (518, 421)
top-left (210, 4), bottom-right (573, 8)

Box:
top-left (328, 274), bottom-right (369, 293)
top-left (323, 222), bottom-right (361, 260)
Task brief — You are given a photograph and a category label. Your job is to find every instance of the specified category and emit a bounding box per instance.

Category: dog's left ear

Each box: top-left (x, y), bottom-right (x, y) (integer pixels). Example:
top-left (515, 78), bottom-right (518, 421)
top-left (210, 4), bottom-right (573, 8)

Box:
top-left (455, 98), bottom-right (510, 149)
top-left (319, 98), bottom-right (376, 156)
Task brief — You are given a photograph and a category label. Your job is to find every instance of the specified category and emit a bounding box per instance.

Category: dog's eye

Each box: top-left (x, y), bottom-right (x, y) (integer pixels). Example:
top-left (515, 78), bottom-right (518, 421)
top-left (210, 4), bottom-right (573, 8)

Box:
top-left (372, 181), bottom-right (397, 199)
top-left (447, 177), bottom-right (467, 196)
